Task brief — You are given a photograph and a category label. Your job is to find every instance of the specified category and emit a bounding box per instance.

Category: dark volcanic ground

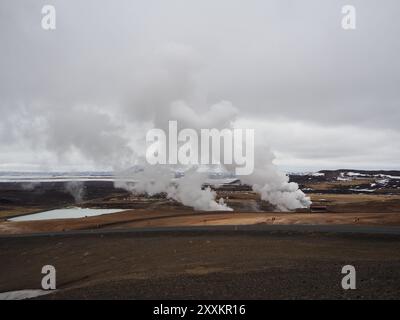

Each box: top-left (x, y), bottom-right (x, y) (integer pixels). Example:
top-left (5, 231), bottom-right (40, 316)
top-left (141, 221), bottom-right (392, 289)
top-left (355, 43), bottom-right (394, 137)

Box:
top-left (1, 229), bottom-right (399, 299)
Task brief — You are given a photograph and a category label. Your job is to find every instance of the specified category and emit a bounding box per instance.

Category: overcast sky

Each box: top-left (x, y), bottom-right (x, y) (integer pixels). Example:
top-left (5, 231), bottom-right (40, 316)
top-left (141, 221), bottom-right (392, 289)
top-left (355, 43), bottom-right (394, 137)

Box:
top-left (0, 0), bottom-right (399, 172)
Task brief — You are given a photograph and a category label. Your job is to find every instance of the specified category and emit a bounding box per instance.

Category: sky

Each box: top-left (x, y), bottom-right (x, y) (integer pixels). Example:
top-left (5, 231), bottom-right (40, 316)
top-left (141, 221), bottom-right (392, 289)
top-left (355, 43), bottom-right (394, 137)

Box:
top-left (0, 0), bottom-right (399, 172)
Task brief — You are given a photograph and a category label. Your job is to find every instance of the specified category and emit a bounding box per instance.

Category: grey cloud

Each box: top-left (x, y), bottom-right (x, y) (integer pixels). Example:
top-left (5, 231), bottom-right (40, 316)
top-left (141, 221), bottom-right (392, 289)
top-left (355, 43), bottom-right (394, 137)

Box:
top-left (0, 0), bottom-right (399, 170)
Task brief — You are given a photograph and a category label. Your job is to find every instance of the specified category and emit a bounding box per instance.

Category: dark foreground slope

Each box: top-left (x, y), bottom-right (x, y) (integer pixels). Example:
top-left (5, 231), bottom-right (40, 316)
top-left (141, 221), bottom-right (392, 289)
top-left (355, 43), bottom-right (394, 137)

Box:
top-left (1, 227), bottom-right (399, 299)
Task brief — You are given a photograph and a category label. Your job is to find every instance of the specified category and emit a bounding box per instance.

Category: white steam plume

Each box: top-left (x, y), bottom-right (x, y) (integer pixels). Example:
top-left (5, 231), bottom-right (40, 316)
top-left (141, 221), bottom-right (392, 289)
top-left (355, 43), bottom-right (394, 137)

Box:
top-left (117, 99), bottom-right (310, 212)
top-left (65, 181), bottom-right (85, 203)
top-left (3, 39), bottom-right (310, 211)
top-left (238, 146), bottom-right (311, 211)
top-left (115, 165), bottom-right (231, 211)
top-left (113, 99), bottom-right (239, 211)
top-left (162, 100), bottom-right (311, 211)
top-left (167, 170), bottom-right (231, 211)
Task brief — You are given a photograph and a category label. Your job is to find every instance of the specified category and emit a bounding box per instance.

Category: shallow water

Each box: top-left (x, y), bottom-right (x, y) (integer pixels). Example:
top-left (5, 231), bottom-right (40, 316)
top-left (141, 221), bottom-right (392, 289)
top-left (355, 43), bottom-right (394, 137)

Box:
top-left (9, 207), bottom-right (125, 222)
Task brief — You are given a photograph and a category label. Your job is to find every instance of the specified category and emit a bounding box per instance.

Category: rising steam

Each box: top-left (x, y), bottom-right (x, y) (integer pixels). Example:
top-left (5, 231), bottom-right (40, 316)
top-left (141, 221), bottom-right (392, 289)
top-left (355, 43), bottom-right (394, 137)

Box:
top-left (115, 99), bottom-right (310, 212)
top-left (238, 146), bottom-right (311, 211)
top-left (2, 38), bottom-right (310, 211)
top-left (115, 165), bottom-right (231, 211)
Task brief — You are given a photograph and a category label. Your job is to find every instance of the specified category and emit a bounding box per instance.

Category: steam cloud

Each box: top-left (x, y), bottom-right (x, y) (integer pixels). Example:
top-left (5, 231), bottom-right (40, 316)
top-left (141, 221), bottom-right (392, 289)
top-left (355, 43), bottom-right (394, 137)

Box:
top-left (116, 166), bottom-right (231, 211)
top-left (239, 147), bottom-right (311, 211)
top-left (65, 181), bottom-right (85, 203)
top-left (116, 97), bottom-right (310, 211)
top-left (1, 33), bottom-right (310, 211)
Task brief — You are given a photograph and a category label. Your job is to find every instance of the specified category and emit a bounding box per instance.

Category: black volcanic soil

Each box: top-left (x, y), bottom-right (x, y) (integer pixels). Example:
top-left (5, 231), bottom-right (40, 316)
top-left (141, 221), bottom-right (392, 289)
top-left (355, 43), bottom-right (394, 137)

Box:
top-left (0, 181), bottom-right (122, 206)
top-left (0, 229), bottom-right (399, 299)
top-left (290, 169), bottom-right (400, 195)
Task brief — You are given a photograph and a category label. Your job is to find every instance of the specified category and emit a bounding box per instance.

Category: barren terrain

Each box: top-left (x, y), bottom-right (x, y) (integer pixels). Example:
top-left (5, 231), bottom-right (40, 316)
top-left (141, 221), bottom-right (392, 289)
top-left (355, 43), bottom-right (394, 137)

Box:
top-left (1, 169), bottom-right (400, 299)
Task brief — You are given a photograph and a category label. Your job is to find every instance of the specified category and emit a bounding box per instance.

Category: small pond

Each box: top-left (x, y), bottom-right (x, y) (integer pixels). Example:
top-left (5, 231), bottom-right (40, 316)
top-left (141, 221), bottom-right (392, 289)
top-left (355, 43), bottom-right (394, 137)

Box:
top-left (9, 207), bottom-right (125, 222)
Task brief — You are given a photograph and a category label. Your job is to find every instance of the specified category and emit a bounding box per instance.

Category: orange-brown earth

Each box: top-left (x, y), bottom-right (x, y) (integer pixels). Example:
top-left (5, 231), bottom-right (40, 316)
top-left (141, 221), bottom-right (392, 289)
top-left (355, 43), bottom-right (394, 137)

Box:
top-left (2, 209), bottom-right (400, 235)
top-left (1, 182), bottom-right (400, 235)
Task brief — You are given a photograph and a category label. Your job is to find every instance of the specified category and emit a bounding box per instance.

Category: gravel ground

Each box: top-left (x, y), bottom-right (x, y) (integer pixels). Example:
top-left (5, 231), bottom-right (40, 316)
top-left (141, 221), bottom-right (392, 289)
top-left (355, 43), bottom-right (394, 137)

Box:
top-left (0, 228), bottom-right (399, 299)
